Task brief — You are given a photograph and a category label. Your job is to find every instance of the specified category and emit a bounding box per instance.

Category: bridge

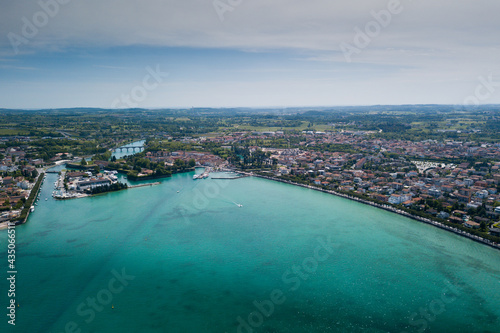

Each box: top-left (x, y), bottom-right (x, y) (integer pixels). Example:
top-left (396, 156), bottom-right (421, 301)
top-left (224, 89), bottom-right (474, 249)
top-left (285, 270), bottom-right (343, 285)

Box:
top-left (116, 146), bottom-right (144, 152)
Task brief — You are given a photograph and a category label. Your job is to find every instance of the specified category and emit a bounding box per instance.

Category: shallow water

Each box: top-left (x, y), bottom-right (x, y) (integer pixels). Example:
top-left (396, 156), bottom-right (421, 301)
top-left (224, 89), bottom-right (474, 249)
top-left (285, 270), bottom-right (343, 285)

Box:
top-left (1, 170), bottom-right (499, 332)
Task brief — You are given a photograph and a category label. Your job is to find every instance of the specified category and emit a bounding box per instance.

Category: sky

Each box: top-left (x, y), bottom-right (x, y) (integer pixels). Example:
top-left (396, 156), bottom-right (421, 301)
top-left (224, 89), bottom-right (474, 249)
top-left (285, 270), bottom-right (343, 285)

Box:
top-left (0, 0), bottom-right (499, 109)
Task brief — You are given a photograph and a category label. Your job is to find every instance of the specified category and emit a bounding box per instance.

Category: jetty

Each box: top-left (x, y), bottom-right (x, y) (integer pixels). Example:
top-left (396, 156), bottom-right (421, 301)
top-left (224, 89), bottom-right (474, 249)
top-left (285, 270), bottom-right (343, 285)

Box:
top-left (211, 174), bottom-right (248, 180)
top-left (128, 182), bottom-right (161, 189)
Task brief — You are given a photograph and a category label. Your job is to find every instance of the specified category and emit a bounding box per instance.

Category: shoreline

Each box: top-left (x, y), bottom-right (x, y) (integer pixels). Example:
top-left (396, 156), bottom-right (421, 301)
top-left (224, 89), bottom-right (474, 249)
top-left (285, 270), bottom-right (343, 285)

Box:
top-left (54, 182), bottom-right (162, 200)
top-left (2, 171), bottom-right (47, 228)
top-left (242, 172), bottom-right (500, 251)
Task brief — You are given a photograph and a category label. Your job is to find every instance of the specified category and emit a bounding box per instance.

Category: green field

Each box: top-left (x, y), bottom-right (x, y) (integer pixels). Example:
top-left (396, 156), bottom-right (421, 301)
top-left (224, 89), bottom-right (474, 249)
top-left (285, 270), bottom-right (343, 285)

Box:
top-left (0, 128), bottom-right (30, 136)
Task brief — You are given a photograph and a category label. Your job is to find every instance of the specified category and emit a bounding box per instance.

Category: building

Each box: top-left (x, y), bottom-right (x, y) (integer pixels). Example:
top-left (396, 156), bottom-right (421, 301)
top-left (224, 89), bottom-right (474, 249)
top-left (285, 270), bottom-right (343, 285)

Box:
top-left (464, 221), bottom-right (480, 229)
top-left (489, 227), bottom-right (500, 237)
top-left (16, 180), bottom-right (29, 190)
top-left (76, 178), bottom-right (112, 191)
top-left (388, 194), bottom-right (412, 205)
top-left (449, 216), bottom-right (464, 224)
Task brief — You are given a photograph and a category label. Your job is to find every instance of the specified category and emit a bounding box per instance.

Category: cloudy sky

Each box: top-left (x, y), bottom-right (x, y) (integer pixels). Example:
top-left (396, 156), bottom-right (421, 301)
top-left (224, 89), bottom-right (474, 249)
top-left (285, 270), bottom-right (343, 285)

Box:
top-left (1, 0), bottom-right (499, 109)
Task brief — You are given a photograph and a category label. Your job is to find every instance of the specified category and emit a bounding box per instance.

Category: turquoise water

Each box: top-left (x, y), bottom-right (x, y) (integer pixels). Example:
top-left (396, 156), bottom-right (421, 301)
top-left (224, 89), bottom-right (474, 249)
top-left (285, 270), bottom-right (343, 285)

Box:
top-left (1, 170), bottom-right (499, 332)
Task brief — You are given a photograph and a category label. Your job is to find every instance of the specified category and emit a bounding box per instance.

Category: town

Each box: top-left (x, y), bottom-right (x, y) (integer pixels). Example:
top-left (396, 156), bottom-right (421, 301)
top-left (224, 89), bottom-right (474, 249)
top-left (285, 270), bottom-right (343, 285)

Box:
top-left (1, 107), bottom-right (499, 246)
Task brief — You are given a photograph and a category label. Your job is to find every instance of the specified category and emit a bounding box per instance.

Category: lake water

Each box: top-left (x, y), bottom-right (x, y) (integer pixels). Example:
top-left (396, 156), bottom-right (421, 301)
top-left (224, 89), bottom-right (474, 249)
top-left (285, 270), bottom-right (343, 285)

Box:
top-left (1, 169), bottom-right (499, 332)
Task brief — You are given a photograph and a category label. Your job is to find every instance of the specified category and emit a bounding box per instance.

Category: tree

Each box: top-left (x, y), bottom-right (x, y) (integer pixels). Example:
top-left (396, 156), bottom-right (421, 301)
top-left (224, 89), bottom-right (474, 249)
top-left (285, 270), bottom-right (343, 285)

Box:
top-left (80, 158), bottom-right (87, 166)
top-left (480, 221), bottom-right (487, 232)
top-left (174, 159), bottom-right (185, 168)
top-left (188, 158), bottom-right (196, 168)
top-left (13, 201), bottom-right (23, 210)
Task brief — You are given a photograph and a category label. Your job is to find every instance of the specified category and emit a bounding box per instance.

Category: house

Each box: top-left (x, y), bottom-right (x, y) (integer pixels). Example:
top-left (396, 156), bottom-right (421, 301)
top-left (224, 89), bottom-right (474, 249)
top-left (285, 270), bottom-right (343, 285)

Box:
top-left (95, 160), bottom-right (109, 169)
top-left (428, 187), bottom-right (442, 198)
top-left (370, 193), bottom-right (388, 202)
top-left (388, 194), bottom-right (412, 205)
top-left (489, 227), bottom-right (500, 237)
top-left (16, 180), bottom-right (29, 190)
top-left (475, 190), bottom-right (489, 199)
top-left (2, 176), bottom-right (13, 185)
top-left (438, 211), bottom-right (450, 219)
top-left (449, 216), bottom-right (464, 224)
top-left (464, 221), bottom-right (480, 229)
top-left (456, 194), bottom-right (470, 203)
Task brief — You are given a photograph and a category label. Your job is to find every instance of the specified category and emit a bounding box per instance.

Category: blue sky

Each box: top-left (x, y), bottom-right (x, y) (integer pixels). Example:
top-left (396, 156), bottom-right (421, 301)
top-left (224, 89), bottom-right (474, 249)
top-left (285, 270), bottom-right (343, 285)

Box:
top-left (1, 0), bottom-right (500, 109)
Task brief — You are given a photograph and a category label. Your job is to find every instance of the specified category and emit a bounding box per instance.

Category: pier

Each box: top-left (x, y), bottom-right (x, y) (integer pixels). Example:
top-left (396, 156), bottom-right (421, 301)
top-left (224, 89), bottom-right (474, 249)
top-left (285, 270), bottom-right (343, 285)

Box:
top-left (211, 174), bottom-right (248, 180)
top-left (128, 182), bottom-right (161, 189)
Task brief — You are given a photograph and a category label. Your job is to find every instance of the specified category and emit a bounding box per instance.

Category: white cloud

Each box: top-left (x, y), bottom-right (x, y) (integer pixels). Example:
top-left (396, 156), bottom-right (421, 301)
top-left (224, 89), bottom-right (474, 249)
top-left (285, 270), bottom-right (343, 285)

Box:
top-left (1, 0), bottom-right (498, 52)
top-left (1, 0), bottom-right (500, 107)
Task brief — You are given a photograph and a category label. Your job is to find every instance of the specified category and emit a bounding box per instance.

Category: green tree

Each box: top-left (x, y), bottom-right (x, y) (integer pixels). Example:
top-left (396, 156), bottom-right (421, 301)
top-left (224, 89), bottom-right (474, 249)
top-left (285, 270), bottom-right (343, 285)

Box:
top-left (188, 158), bottom-right (196, 168)
top-left (174, 159), bottom-right (185, 167)
top-left (480, 221), bottom-right (487, 232)
top-left (80, 158), bottom-right (87, 166)
top-left (13, 201), bottom-right (24, 210)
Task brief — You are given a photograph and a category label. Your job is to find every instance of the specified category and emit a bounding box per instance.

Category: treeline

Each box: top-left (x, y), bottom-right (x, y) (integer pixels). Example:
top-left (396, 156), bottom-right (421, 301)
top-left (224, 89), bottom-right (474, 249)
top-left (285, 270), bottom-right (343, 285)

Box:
top-left (105, 154), bottom-right (195, 180)
top-left (15, 172), bottom-right (44, 223)
top-left (87, 182), bottom-right (128, 195)
top-left (28, 138), bottom-right (108, 161)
